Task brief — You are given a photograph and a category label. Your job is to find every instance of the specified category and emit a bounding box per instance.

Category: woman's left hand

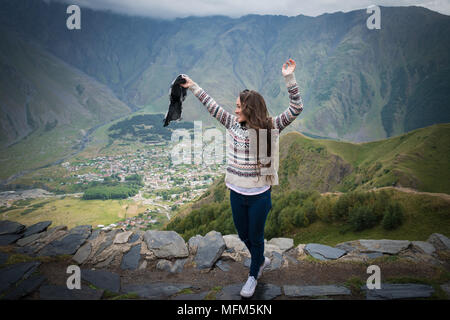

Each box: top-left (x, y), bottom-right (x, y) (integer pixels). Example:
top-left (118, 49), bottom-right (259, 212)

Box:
top-left (282, 58), bottom-right (296, 76)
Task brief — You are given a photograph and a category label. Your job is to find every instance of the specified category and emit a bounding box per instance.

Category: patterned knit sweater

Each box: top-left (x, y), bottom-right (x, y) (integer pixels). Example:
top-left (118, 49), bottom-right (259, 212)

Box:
top-left (189, 73), bottom-right (304, 188)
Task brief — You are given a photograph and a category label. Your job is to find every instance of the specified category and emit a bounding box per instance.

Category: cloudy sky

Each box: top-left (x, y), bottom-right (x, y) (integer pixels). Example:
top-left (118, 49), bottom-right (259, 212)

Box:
top-left (51, 0), bottom-right (450, 19)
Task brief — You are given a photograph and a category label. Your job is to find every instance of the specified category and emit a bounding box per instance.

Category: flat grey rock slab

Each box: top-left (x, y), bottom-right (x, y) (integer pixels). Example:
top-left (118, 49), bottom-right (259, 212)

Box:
top-left (120, 244), bottom-right (141, 270)
top-left (283, 285), bottom-right (351, 297)
top-left (336, 239), bottom-right (411, 255)
top-left (216, 283), bottom-right (281, 300)
top-left (0, 234), bottom-right (22, 245)
top-left (38, 225), bottom-right (91, 256)
top-left (0, 261), bottom-right (41, 294)
top-left (73, 242), bottom-right (92, 264)
top-left (81, 269), bottom-right (120, 293)
top-left (0, 251), bottom-right (9, 265)
top-left (361, 283), bottom-right (435, 300)
top-left (305, 243), bottom-right (346, 260)
top-left (143, 230), bottom-right (188, 259)
top-left (0, 220), bottom-right (25, 235)
top-left (17, 232), bottom-right (43, 247)
top-left (359, 239), bottom-right (411, 254)
top-left (172, 291), bottom-right (209, 300)
top-left (39, 284), bottom-right (104, 300)
top-left (121, 282), bottom-right (194, 299)
top-left (2, 274), bottom-right (46, 300)
top-left (194, 231), bottom-right (226, 269)
top-left (23, 221), bottom-right (52, 237)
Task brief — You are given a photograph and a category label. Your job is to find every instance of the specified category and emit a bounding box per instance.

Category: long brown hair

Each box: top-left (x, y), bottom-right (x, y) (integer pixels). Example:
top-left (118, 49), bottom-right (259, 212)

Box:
top-left (239, 89), bottom-right (275, 184)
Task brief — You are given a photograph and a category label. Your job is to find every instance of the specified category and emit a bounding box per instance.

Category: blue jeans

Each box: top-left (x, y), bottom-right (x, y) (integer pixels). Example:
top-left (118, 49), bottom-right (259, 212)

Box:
top-left (229, 188), bottom-right (272, 278)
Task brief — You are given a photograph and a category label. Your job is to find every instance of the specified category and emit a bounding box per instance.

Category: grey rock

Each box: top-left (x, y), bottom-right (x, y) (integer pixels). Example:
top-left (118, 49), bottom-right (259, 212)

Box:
top-left (172, 291), bottom-right (209, 300)
top-left (17, 232), bottom-right (43, 247)
top-left (284, 254), bottom-right (299, 265)
top-left (171, 258), bottom-right (187, 273)
top-left (155, 258), bottom-right (185, 273)
top-left (0, 220), bottom-right (25, 235)
top-left (121, 282), bottom-right (193, 299)
top-left (267, 252), bottom-right (283, 271)
top-left (223, 234), bottom-right (249, 254)
top-left (361, 283), bottom-right (434, 300)
top-left (283, 285), bottom-right (351, 297)
top-left (88, 229), bottom-right (101, 241)
top-left (194, 231), bottom-right (226, 269)
top-left (427, 233), bottom-right (450, 251)
top-left (139, 260), bottom-right (147, 270)
top-left (188, 235), bottom-right (203, 255)
top-left (440, 281), bottom-right (450, 298)
top-left (143, 230), bottom-right (188, 259)
top-left (95, 230), bottom-right (118, 256)
top-left (0, 261), bottom-right (41, 294)
top-left (336, 239), bottom-right (411, 255)
top-left (114, 231), bottom-right (133, 244)
top-left (362, 252), bottom-right (384, 259)
top-left (73, 242), bottom-right (92, 264)
top-left (128, 233), bottom-right (140, 243)
top-left (243, 258), bottom-right (251, 268)
top-left (38, 232), bottom-right (88, 256)
top-left (95, 254), bottom-right (115, 268)
top-left (156, 259), bottom-right (173, 272)
top-left (0, 251), bottom-right (9, 265)
top-left (81, 269), bottom-right (120, 293)
top-left (0, 234), bottom-right (22, 245)
top-left (359, 239), bottom-right (411, 254)
top-left (23, 221), bottom-right (52, 237)
top-left (216, 260), bottom-right (230, 272)
top-left (216, 283), bottom-right (281, 300)
top-left (411, 241), bottom-right (436, 255)
top-left (39, 284), bottom-right (103, 300)
top-left (267, 238), bottom-right (294, 252)
top-left (305, 243), bottom-right (346, 260)
top-left (38, 225), bottom-right (91, 256)
top-left (2, 274), bottom-right (46, 300)
top-left (121, 244), bottom-right (141, 270)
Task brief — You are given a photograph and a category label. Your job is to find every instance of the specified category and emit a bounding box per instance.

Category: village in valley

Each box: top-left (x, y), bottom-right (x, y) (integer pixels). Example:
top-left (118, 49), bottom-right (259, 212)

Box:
top-left (58, 142), bottom-right (225, 230)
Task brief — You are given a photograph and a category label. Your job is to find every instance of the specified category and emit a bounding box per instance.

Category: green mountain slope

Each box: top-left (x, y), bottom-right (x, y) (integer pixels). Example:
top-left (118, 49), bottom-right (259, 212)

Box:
top-left (0, 29), bottom-right (132, 180)
top-left (1, 1), bottom-right (449, 142)
top-left (165, 123), bottom-right (450, 243)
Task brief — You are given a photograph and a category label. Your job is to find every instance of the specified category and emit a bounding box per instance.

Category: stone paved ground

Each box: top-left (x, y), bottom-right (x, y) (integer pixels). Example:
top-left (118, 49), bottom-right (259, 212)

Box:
top-left (0, 220), bottom-right (449, 300)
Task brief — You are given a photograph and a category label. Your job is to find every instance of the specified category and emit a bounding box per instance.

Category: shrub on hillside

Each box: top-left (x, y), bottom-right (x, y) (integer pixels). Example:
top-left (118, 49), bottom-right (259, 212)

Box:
top-left (348, 205), bottom-right (379, 231)
top-left (382, 203), bottom-right (404, 230)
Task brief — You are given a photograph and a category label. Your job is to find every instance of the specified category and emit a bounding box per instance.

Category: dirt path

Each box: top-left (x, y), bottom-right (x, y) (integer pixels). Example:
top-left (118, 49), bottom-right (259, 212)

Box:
top-left (322, 186), bottom-right (450, 202)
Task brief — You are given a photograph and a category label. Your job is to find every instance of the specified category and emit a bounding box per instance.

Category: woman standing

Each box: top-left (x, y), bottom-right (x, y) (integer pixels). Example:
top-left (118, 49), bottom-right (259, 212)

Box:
top-left (180, 58), bottom-right (304, 298)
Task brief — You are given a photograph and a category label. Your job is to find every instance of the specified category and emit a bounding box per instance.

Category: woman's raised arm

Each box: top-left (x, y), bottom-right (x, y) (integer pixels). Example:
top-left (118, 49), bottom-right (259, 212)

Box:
top-left (271, 59), bottom-right (304, 132)
top-left (181, 75), bottom-right (237, 130)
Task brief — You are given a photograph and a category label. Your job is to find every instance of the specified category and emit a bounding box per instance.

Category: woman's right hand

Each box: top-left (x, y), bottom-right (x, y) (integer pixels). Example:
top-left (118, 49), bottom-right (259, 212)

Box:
top-left (282, 58), bottom-right (296, 76)
top-left (180, 74), bottom-right (195, 88)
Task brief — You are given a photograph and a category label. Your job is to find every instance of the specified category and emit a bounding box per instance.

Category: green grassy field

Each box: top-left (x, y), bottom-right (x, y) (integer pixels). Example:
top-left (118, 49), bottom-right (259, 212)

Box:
top-left (0, 196), bottom-right (163, 229)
